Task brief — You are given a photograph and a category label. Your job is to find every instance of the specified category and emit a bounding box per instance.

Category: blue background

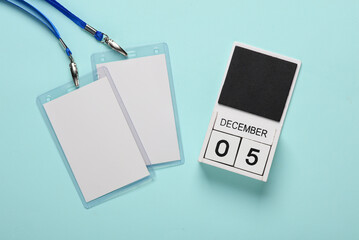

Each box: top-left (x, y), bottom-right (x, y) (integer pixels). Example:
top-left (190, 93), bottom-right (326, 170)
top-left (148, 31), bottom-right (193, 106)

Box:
top-left (0, 0), bottom-right (358, 239)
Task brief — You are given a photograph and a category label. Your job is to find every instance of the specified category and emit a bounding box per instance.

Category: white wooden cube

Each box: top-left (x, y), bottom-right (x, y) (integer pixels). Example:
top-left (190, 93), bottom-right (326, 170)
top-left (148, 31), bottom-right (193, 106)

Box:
top-left (198, 42), bottom-right (301, 181)
top-left (204, 130), bottom-right (241, 166)
top-left (234, 138), bottom-right (271, 175)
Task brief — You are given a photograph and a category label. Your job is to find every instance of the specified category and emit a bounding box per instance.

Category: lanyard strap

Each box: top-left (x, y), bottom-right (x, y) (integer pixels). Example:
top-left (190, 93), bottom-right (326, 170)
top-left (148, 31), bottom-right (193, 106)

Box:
top-left (4, 0), bottom-right (79, 87)
top-left (4, 0), bottom-right (127, 87)
top-left (45, 0), bottom-right (127, 56)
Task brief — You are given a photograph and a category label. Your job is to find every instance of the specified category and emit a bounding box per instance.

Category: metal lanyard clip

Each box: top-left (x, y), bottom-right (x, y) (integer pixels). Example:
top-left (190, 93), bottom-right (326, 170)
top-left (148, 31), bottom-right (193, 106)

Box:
top-left (102, 33), bottom-right (128, 57)
top-left (59, 38), bottom-right (79, 87)
top-left (84, 24), bottom-right (127, 57)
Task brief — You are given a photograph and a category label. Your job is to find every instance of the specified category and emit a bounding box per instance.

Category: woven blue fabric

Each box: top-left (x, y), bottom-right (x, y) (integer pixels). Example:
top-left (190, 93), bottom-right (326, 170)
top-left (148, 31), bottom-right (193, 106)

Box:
top-left (4, 0), bottom-right (61, 39)
top-left (94, 31), bottom-right (104, 41)
top-left (4, 0), bottom-right (74, 60)
top-left (65, 48), bottom-right (72, 56)
top-left (44, 0), bottom-right (86, 29)
top-left (45, 0), bottom-right (105, 42)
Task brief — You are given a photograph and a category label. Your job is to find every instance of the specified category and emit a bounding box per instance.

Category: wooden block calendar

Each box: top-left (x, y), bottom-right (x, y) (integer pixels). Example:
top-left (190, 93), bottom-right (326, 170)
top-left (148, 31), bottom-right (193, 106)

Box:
top-left (199, 42), bottom-right (301, 182)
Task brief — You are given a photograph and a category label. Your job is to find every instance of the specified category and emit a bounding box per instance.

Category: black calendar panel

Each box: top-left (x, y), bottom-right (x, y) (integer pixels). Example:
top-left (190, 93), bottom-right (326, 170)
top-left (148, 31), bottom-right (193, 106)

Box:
top-left (218, 46), bottom-right (298, 122)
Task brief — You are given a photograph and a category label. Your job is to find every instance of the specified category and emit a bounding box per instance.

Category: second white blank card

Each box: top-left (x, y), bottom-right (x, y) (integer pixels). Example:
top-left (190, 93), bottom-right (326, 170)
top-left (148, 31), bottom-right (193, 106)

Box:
top-left (97, 54), bottom-right (181, 165)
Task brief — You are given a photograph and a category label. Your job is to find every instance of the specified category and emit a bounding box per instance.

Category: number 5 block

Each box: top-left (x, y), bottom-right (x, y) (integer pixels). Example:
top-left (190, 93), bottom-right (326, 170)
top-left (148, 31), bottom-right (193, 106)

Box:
top-left (234, 139), bottom-right (271, 175)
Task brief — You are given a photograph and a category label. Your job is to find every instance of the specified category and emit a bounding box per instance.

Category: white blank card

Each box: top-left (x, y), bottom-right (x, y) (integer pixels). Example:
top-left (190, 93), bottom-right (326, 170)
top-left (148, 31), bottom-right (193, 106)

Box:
top-left (97, 54), bottom-right (181, 165)
top-left (43, 77), bottom-right (150, 203)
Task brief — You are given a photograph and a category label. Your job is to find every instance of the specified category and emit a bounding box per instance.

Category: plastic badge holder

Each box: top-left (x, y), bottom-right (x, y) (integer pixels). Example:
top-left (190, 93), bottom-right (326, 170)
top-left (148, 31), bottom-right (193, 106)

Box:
top-left (91, 43), bottom-right (184, 169)
top-left (37, 67), bottom-right (154, 208)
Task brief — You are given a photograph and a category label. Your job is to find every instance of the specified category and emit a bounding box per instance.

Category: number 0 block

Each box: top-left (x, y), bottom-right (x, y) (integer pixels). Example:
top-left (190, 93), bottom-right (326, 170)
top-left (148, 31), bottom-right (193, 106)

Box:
top-left (234, 139), bottom-right (270, 175)
top-left (204, 130), bottom-right (241, 166)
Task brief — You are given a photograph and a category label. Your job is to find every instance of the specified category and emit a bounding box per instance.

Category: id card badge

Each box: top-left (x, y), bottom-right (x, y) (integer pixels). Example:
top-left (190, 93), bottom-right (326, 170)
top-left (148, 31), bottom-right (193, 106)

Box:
top-left (91, 43), bottom-right (184, 169)
top-left (199, 42), bottom-right (301, 182)
top-left (37, 67), bottom-right (153, 208)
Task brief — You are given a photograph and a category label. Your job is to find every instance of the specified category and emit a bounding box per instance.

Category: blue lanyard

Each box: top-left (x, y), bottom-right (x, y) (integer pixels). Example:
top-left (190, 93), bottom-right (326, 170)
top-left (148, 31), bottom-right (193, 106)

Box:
top-left (4, 0), bottom-right (127, 87)
top-left (4, 0), bottom-right (79, 86)
top-left (44, 0), bottom-right (127, 57)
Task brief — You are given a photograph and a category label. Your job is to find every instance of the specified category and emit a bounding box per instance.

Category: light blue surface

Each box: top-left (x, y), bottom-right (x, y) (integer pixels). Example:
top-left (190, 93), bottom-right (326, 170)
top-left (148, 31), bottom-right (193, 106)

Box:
top-left (0, 0), bottom-right (358, 239)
